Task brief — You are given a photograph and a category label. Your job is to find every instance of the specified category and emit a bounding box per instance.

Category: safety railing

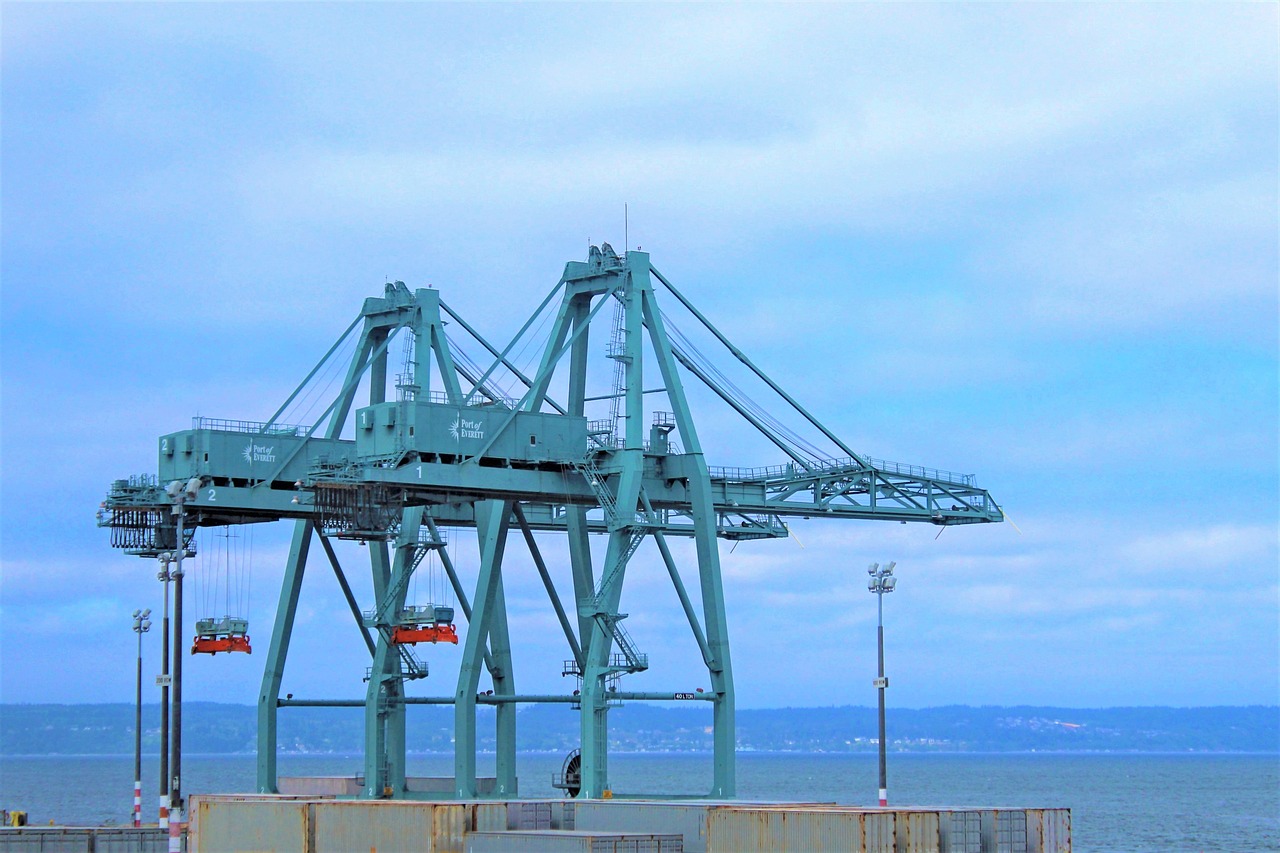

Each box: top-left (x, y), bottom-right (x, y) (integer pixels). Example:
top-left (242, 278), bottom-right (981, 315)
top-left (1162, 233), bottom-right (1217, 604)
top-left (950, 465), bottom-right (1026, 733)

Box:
top-left (191, 417), bottom-right (313, 436)
top-left (863, 456), bottom-right (975, 486)
top-left (710, 455), bottom-right (975, 487)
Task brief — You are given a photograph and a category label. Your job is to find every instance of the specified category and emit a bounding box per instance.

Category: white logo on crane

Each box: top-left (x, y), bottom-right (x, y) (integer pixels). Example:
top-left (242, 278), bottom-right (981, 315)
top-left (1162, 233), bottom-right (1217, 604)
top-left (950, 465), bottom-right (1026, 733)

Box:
top-left (449, 418), bottom-right (484, 440)
top-left (241, 442), bottom-right (277, 464)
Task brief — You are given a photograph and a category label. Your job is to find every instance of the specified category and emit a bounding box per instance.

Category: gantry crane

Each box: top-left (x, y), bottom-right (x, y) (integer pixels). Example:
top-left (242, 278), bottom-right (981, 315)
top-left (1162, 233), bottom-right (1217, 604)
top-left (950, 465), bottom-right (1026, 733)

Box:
top-left (101, 245), bottom-right (1002, 801)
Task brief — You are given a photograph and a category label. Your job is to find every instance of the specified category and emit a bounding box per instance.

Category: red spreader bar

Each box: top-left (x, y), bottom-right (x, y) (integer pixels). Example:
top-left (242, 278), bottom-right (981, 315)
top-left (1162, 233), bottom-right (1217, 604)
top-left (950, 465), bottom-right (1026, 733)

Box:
top-left (390, 624), bottom-right (459, 645)
top-left (191, 635), bottom-right (252, 655)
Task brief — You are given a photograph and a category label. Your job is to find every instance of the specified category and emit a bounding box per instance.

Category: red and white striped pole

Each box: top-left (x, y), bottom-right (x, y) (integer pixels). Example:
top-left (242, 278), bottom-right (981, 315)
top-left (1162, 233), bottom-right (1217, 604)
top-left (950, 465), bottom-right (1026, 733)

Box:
top-left (168, 803), bottom-right (182, 853)
top-left (132, 781), bottom-right (141, 828)
top-left (158, 796), bottom-right (168, 830)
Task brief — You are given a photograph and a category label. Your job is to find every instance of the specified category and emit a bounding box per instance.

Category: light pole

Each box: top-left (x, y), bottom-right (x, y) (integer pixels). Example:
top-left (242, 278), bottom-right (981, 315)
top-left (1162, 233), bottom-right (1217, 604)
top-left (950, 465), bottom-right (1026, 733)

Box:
top-left (867, 561), bottom-right (897, 807)
top-left (163, 477), bottom-right (198, 853)
top-left (132, 609), bottom-right (151, 828)
top-left (157, 559), bottom-right (171, 830)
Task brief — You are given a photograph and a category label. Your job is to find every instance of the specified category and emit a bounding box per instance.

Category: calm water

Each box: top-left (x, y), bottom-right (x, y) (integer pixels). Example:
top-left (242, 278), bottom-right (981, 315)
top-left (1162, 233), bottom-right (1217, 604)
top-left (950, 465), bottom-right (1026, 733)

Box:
top-left (1, 752), bottom-right (1276, 852)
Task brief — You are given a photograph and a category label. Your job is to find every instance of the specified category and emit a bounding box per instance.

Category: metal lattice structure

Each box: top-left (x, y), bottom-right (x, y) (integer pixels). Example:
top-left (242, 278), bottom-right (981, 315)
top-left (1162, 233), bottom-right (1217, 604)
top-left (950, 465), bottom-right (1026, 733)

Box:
top-left (101, 247), bottom-right (1002, 800)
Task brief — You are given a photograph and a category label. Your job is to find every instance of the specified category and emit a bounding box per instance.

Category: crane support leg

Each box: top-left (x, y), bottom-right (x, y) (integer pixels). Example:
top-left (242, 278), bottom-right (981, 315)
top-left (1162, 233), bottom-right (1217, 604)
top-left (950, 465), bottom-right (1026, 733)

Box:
top-left (693, 475), bottom-right (736, 797)
top-left (481, 500), bottom-right (518, 796)
top-left (454, 500), bottom-right (513, 797)
top-left (364, 510), bottom-right (421, 797)
top-left (642, 283), bottom-right (736, 797)
top-left (566, 296), bottom-right (598, 649)
top-left (256, 520), bottom-right (313, 793)
top-left (577, 516), bottom-right (638, 797)
top-left (489, 571), bottom-right (517, 796)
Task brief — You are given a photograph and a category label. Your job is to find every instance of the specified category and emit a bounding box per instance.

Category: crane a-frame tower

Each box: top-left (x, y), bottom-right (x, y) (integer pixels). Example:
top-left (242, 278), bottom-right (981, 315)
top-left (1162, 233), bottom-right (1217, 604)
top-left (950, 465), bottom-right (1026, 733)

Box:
top-left (102, 245), bottom-right (1001, 800)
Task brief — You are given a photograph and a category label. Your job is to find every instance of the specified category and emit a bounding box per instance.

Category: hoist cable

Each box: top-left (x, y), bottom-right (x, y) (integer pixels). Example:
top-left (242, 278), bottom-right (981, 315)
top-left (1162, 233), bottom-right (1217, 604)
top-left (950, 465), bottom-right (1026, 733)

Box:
top-left (446, 332), bottom-right (516, 402)
top-left (439, 301), bottom-right (570, 415)
top-left (508, 302), bottom-right (556, 381)
top-left (262, 313), bottom-right (363, 431)
top-left (287, 330), bottom-right (361, 429)
top-left (652, 267), bottom-right (866, 465)
top-left (662, 313), bottom-right (831, 462)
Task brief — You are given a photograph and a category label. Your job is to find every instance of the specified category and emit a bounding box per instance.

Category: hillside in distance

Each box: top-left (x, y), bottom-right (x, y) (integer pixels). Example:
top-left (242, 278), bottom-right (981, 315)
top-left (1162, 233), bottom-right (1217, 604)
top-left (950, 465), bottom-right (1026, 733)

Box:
top-left (3, 703), bottom-right (1275, 755)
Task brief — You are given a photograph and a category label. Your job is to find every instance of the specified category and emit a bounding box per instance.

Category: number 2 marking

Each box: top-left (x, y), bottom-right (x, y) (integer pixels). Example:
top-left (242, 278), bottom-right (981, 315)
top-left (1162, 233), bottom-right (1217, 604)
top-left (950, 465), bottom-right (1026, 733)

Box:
top-left (207, 488), bottom-right (217, 502)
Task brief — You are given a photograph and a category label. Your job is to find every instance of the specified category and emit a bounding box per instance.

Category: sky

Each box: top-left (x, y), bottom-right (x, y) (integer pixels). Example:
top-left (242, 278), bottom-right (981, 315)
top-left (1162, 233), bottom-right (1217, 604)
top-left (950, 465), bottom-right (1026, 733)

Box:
top-left (1, 3), bottom-right (1276, 715)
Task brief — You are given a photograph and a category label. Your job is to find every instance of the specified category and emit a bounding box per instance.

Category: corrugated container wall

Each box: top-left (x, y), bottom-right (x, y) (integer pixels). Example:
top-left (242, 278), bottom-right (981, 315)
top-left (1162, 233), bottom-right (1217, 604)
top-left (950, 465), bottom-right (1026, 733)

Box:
top-left (89, 828), bottom-right (169, 853)
top-left (0, 828), bottom-right (92, 853)
top-left (312, 800), bottom-right (470, 853)
top-left (1028, 809), bottom-right (1072, 853)
top-left (982, 809), bottom-right (1029, 853)
top-left (939, 810), bottom-right (982, 853)
top-left (466, 830), bottom-right (683, 853)
top-left (190, 797), bottom-right (311, 853)
top-left (895, 810), bottom-right (941, 852)
top-left (706, 807), bottom-right (893, 853)
top-left (570, 802), bottom-right (712, 852)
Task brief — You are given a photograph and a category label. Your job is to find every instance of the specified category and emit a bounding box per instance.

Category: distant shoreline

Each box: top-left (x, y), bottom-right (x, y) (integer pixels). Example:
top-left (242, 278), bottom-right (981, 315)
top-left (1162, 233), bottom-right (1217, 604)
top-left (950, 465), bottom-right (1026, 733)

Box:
top-left (6, 750), bottom-right (1278, 759)
top-left (7, 703), bottom-right (1275, 756)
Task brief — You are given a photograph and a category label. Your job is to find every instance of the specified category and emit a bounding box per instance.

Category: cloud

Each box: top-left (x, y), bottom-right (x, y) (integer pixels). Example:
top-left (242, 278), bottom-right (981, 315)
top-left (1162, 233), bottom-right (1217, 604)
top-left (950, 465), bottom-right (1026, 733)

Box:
top-left (1119, 524), bottom-right (1277, 572)
top-left (2, 2), bottom-right (1275, 709)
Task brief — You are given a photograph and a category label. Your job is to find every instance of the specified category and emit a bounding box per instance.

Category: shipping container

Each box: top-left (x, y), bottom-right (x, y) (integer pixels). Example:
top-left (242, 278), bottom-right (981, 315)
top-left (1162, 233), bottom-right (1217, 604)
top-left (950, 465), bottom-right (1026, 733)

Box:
top-left (313, 800), bottom-right (470, 853)
top-left (569, 802), bottom-right (713, 851)
top-left (510, 801), bottom-right (554, 830)
top-left (0, 828), bottom-right (92, 853)
top-left (190, 796), bottom-right (311, 853)
top-left (185, 795), bottom-right (1069, 853)
top-left (87, 828), bottom-right (169, 853)
top-left (471, 802), bottom-right (510, 833)
top-left (894, 809), bottom-right (940, 852)
top-left (982, 808), bottom-right (1029, 853)
top-left (939, 810), bottom-right (982, 853)
top-left (1027, 809), bottom-right (1071, 853)
top-left (567, 799), bottom-right (838, 852)
top-left (466, 830), bottom-right (683, 853)
top-left (278, 776), bottom-right (360, 796)
top-left (707, 806), bottom-right (895, 853)
top-left (405, 777), bottom-right (498, 796)
top-left (0, 827), bottom-right (167, 853)
top-left (189, 796), bottom-right (499, 853)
